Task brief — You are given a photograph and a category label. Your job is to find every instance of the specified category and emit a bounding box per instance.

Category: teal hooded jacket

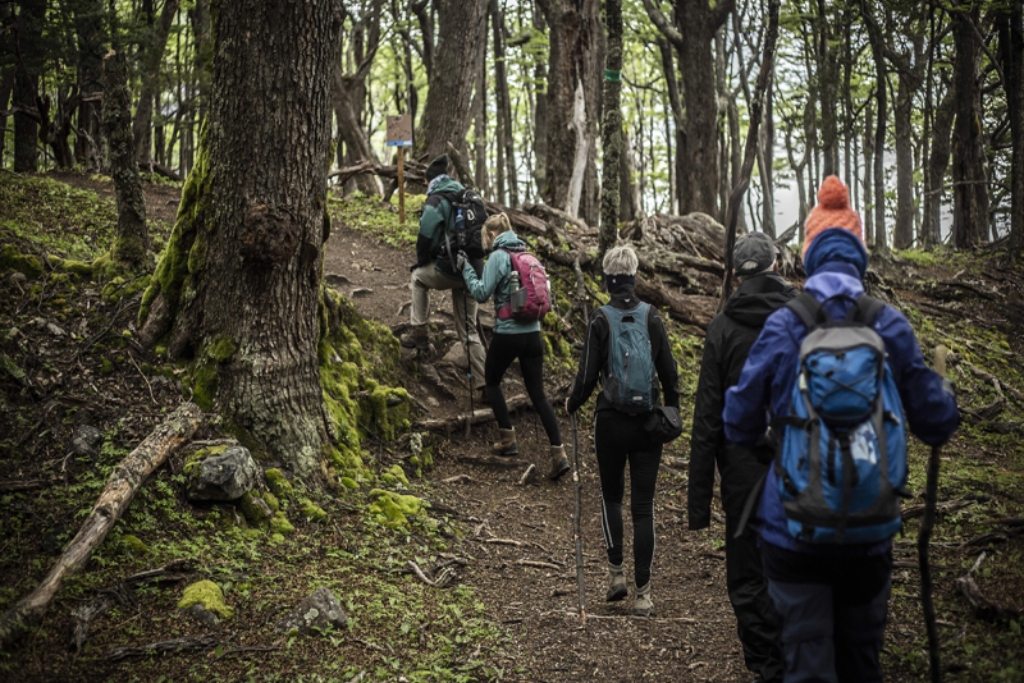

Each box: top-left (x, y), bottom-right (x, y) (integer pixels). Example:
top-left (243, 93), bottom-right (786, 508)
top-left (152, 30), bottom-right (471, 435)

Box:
top-left (461, 230), bottom-right (541, 335)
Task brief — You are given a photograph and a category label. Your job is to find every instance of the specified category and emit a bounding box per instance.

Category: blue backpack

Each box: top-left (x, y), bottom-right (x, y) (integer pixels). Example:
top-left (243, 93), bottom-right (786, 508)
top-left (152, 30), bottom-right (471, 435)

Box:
top-left (600, 303), bottom-right (657, 415)
top-left (775, 293), bottom-right (908, 544)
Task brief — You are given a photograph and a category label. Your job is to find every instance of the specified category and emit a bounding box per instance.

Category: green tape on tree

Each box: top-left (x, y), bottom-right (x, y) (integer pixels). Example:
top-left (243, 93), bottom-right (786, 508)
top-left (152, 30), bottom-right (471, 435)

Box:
top-left (604, 69), bottom-right (621, 82)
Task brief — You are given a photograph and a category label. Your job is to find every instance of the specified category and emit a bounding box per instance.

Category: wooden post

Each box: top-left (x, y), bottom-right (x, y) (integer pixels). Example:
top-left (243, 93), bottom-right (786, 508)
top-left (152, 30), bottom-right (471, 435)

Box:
top-left (397, 145), bottom-right (406, 225)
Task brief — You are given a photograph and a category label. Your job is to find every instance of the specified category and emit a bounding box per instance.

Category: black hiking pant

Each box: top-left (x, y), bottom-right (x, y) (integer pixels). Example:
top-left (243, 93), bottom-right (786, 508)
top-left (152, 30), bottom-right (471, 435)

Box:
top-left (485, 331), bottom-right (561, 446)
top-left (594, 409), bottom-right (662, 588)
top-left (726, 515), bottom-right (784, 683)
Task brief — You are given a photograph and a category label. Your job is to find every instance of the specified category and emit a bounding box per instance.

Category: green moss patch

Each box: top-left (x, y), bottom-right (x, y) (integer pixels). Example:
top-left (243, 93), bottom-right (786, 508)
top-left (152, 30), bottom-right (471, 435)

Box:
top-left (178, 580), bottom-right (234, 620)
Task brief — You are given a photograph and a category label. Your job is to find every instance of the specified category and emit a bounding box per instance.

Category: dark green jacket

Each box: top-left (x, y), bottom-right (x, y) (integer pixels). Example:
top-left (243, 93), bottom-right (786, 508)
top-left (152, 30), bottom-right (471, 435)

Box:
top-left (415, 176), bottom-right (463, 279)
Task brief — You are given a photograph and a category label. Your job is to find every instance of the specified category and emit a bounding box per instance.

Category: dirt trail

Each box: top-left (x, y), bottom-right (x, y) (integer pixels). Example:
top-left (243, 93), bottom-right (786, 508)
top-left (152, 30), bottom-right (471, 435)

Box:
top-left (322, 219), bottom-right (756, 682)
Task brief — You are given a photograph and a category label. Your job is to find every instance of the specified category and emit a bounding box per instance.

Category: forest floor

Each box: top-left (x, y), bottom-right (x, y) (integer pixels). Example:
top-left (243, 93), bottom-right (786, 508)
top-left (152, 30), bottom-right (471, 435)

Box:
top-left (1, 172), bottom-right (1023, 683)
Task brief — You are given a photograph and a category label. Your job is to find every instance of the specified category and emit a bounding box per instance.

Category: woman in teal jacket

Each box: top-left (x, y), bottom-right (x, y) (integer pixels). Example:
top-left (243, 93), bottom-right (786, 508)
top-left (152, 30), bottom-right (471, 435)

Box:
top-left (459, 213), bottom-right (568, 479)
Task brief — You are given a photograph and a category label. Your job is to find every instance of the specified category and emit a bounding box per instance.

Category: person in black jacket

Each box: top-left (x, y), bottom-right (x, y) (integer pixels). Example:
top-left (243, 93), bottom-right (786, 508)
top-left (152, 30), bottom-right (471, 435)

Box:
top-left (689, 232), bottom-right (796, 683)
top-left (565, 245), bottom-right (680, 617)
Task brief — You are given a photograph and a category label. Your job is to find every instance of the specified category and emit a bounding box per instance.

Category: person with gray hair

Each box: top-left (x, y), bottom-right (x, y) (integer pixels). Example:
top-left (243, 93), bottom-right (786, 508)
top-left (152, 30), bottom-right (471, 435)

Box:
top-left (565, 244), bottom-right (680, 617)
top-left (688, 231), bottom-right (795, 683)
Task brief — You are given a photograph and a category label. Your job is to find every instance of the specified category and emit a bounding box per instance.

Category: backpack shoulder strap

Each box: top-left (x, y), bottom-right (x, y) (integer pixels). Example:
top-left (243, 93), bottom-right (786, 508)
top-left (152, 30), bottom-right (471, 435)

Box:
top-left (854, 294), bottom-right (886, 326)
top-left (785, 291), bottom-right (825, 330)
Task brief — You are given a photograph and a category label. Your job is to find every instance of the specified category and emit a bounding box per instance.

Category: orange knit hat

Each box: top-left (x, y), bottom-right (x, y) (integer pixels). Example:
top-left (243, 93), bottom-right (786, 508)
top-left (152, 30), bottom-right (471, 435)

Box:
top-left (803, 176), bottom-right (863, 256)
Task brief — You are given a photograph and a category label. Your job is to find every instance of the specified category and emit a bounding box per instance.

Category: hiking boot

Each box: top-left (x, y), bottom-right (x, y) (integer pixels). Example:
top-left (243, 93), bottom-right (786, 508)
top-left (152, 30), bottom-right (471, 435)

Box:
top-left (606, 562), bottom-right (628, 602)
top-left (399, 325), bottom-right (430, 351)
top-left (491, 428), bottom-right (518, 456)
top-left (547, 444), bottom-right (570, 480)
top-left (633, 582), bottom-right (653, 617)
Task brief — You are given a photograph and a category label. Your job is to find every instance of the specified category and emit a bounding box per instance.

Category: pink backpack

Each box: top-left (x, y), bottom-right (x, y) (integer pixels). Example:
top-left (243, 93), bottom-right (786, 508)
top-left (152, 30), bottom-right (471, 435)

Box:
top-left (498, 249), bottom-right (551, 322)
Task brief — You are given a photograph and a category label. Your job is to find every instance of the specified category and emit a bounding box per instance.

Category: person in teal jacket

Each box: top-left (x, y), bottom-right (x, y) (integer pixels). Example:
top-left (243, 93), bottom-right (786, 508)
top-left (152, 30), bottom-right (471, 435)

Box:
top-left (459, 213), bottom-right (569, 480)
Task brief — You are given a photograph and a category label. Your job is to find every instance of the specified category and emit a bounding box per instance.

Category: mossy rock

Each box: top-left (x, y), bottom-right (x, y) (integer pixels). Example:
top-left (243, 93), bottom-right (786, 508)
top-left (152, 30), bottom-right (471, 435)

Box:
top-left (264, 468), bottom-right (294, 499)
top-left (178, 580), bottom-right (233, 620)
top-left (368, 488), bottom-right (428, 528)
top-left (239, 491), bottom-right (273, 528)
top-left (1, 244), bottom-right (43, 278)
top-left (182, 445), bottom-right (229, 477)
top-left (381, 464), bottom-right (410, 488)
top-left (298, 497), bottom-right (328, 522)
top-left (48, 255), bottom-right (93, 278)
top-left (120, 534), bottom-right (149, 555)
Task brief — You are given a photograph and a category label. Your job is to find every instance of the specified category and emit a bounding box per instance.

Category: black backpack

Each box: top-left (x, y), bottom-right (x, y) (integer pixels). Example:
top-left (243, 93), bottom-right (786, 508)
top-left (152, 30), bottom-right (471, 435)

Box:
top-left (436, 189), bottom-right (487, 276)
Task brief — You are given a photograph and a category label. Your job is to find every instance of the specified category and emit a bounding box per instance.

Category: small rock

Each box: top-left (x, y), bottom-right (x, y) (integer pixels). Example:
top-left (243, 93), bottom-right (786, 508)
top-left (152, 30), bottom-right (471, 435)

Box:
top-left (187, 446), bottom-right (260, 502)
top-left (420, 363), bottom-right (441, 386)
top-left (275, 587), bottom-right (348, 635)
top-left (9, 272), bottom-right (27, 287)
top-left (71, 425), bottom-right (103, 458)
top-left (442, 343), bottom-right (468, 371)
top-left (185, 602), bottom-right (220, 627)
top-left (425, 396), bottom-right (440, 407)
top-left (46, 322), bottom-right (67, 337)
top-left (351, 287), bottom-right (374, 297)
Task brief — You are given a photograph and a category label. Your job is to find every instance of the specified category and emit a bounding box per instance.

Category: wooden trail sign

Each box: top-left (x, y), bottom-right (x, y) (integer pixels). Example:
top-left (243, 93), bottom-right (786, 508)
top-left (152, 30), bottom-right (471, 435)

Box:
top-left (386, 115), bottom-right (413, 224)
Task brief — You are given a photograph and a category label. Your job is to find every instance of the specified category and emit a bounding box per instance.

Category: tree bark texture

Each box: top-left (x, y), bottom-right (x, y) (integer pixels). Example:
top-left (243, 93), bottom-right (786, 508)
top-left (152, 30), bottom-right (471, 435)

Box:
top-left (951, 1), bottom-right (989, 248)
top-left (139, 0), bottom-right (342, 482)
top-left (599, 0), bottom-right (623, 256)
top-left (132, 0), bottom-right (181, 167)
top-left (531, 2), bottom-right (549, 195)
top-left (0, 403), bottom-right (202, 650)
top-left (102, 50), bottom-right (149, 268)
top-left (1001, 4), bottom-right (1024, 254)
top-left (862, 0), bottom-right (888, 251)
top-left (13, 0), bottom-right (45, 173)
top-left (492, 0), bottom-right (518, 206)
top-left (417, 0), bottom-right (487, 158)
top-left (815, 0), bottom-right (840, 177)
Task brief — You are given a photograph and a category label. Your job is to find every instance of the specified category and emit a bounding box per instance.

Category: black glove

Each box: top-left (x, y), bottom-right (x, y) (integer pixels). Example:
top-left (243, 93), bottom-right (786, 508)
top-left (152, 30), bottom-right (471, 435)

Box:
top-left (456, 251), bottom-right (468, 272)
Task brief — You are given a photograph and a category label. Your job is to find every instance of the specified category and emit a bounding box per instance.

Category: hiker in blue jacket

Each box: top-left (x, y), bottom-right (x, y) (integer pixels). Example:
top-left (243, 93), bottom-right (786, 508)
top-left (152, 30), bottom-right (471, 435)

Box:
top-left (459, 213), bottom-right (569, 480)
top-left (723, 176), bottom-right (959, 683)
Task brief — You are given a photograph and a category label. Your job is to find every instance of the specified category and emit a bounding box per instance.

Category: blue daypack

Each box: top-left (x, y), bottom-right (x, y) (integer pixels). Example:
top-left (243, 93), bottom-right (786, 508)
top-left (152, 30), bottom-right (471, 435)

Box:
top-left (775, 293), bottom-right (908, 543)
top-left (600, 303), bottom-right (657, 415)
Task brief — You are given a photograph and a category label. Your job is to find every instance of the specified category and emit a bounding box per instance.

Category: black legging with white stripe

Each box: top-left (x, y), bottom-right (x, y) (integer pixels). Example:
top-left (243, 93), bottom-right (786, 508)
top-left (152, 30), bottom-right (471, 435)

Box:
top-left (594, 408), bottom-right (663, 588)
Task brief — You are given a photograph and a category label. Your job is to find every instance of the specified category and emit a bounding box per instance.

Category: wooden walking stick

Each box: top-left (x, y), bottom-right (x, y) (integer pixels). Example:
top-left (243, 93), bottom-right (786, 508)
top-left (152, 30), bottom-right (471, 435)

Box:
top-left (919, 344), bottom-right (948, 683)
top-left (570, 413), bottom-right (587, 627)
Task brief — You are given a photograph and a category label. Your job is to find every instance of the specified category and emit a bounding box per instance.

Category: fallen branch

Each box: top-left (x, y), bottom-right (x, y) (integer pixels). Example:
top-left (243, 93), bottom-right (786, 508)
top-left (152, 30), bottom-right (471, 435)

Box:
top-left (0, 479), bottom-right (50, 493)
top-left (517, 464), bottom-right (537, 486)
top-left (903, 497), bottom-right (977, 520)
top-left (0, 402), bottom-right (203, 650)
top-left (106, 633), bottom-right (217, 661)
top-left (413, 395), bottom-right (532, 432)
top-left (441, 474), bottom-right (475, 484)
top-left (408, 560), bottom-right (437, 587)
top-left (124, 558), bottom-right (195, 585)
top-left (212, 645), bottom-right (281, 662)
top-left (955, 552), bottom-right (1023, 623)
top-left (517, 559), bottom-right (563, 570)
top-left (456, 455), bottom-right (530, 469)
top-left (481, 538), bottom-right (525, 547)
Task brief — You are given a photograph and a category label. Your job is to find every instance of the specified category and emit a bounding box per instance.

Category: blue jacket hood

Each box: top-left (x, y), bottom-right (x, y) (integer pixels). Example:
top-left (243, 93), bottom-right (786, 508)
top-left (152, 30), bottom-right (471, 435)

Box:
top-left (804, 227), bottom-right (869, 279)
top-left (491, 230), bottom-right (525, 252)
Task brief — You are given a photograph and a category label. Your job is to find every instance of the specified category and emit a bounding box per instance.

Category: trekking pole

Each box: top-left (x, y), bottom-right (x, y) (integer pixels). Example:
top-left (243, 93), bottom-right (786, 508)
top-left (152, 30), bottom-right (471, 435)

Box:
top-left (463, 287), bottom-right (474, 439)
top-left (919, 344), bottom-right (948, 683)
top-left (570, 413), bottom-right (586, 628)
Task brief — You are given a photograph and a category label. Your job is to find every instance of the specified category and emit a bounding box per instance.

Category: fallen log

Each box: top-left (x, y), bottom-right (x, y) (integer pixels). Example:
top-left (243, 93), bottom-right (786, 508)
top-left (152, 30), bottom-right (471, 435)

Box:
top-left (0, 402), bottom-right (203, 650)
top-left (107, 633), bottom-right (217, 661)
top-left (634, 276), bottom-right (716, 329)
top-left (413, 394), bottom-right (532, 432)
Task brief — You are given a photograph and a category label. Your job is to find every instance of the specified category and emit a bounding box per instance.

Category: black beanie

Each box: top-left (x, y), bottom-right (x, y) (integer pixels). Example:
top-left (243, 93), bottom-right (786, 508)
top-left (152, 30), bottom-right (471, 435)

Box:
top-left (425, 154), bottom-right (449, 182)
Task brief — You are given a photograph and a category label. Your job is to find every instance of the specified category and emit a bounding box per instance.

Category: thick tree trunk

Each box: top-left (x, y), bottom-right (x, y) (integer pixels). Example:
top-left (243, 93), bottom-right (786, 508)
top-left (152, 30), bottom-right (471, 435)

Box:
top-left (599, 0), bottom-right (623, 256)
top-left (139, 0), bottom-right (342, 483)
top-left (417, 0), bottom-right (487, 158)
top-left (132, 0), bottom-right (181, 168)
top-left (1001, 4), bottom-right (1024, 254)
top-left (924, 87), bottom-right (955, 247)
top-left (74, 0), bottom-right (106, 169)
top-left (13, 0), bottom-right (44, 173)
top-left (951, 1), bottom-right (989, 248)
top-left (102, 50), bottom-right (149, 268)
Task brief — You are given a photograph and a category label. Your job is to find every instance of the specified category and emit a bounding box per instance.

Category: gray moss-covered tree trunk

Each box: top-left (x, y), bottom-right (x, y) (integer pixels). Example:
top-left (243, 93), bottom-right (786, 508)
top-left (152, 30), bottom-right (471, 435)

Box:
top-left (417, 0), bottom-right (487, 158)
top-left (138, 0), bottom-right (341, 484)
top-left (599, 0), bottom-right (623, 257)
top-left (102, 50), bottom-right (149, 268)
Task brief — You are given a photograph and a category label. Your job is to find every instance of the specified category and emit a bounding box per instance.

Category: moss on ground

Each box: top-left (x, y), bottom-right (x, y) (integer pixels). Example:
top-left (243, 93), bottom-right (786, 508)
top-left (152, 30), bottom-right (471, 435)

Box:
top-left (326, 190), bottom-right (425, 249)
top-left (178, 580), bottom-right (234, 620)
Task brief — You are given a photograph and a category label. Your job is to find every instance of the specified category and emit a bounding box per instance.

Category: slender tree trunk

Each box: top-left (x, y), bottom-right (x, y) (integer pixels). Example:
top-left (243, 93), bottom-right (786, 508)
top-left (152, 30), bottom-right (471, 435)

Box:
top-left (759, 76), bottom-right (776, 237)
top-left (532, 1), bottom-right (549, 197)
top-left (893, 70), bottom-right (916, 248)
top-left (74, 0), bottom-right (106, 169)
top-left (0, 69), bottom-right (13, 168)
top-left (417, 0), bottom-right (487, 158)
top-left (816, 0), bottom-right (839, 176)
top-left (599, 0), bottom-right (622, 255)
top-left (492, 0), bottom-right (518, 205)
top-left (133, 0), bottom-right (181, 168)
top-left (656, 37), bottom-right (685, 216)
top-left (925, 87), bottom-right (955, 247)
top-left (1001, 3), bottom-right (1024, 254)
top-left (863, 0), bottom-right (888, 252)
top-left (620, 129), bottom-right (636, 220)
top-left (13, 0), bottom-right (45, 173)
top-left (863, 97), bottom-right (874, 245)
top-left (102, 50), bottom-right (149, 268)
top-left (951, 1), bottom-right (988, 248)
top-left (139, 0), bottom-right (342, 483)
top-left (472, 20), bottom-right (489, 197)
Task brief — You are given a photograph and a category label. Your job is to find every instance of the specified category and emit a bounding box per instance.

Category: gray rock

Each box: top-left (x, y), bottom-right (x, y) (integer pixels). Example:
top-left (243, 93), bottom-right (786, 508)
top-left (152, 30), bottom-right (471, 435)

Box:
top-left (187, 446), bottom-right (260, 502)
top-left (442, 343), bottom-right (468, 370)
top-left (71, 425), bottom-right (103, 458)
top-left (275, 587), bottom-right (348, 635)
top-left (184, 602), bottom-right (220, 627)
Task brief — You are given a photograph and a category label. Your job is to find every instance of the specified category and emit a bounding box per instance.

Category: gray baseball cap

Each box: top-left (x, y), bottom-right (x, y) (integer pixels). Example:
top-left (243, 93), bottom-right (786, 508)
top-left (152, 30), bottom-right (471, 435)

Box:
top-left (734, 232), bottom-right (777, 276)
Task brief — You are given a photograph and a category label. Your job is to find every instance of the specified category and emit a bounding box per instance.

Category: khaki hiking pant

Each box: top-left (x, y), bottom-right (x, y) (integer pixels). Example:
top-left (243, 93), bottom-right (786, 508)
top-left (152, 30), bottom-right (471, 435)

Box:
top-left (409, 263), bottom-right (486, 390)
